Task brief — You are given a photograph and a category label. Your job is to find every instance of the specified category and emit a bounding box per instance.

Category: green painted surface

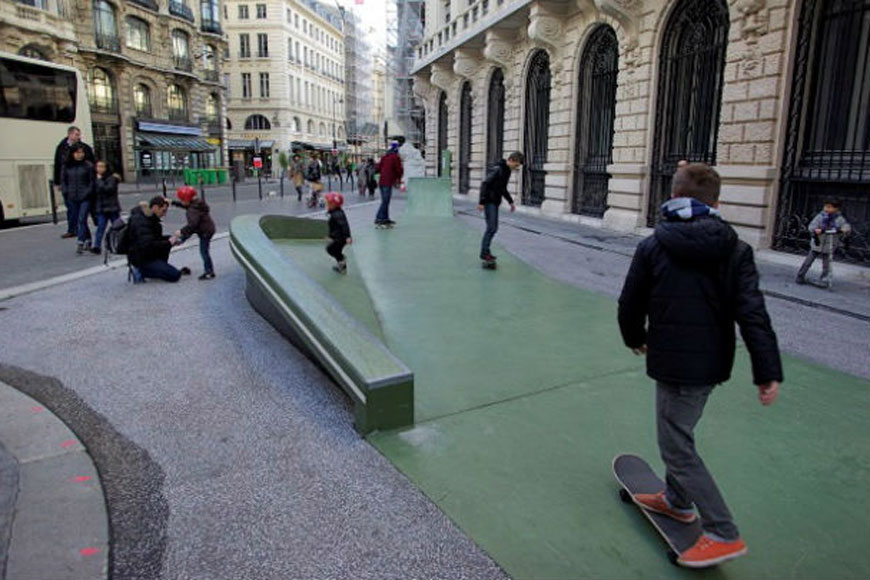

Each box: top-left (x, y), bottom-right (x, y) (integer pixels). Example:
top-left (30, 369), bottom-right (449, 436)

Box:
top-left (273, 194), bottom-right (870, 578)
top-left (405, 178), bottom-right (454, 217)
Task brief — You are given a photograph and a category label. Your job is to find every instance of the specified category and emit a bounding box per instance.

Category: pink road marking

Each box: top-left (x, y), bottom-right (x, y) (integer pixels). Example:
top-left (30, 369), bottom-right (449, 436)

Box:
top-left (80, 547), bottom-right (100, 557)
top-left (31, 406), bottom-right (44, 413)
top-left (60, 439), bottom-right (77, 448)
top-left (73, 475), bottom-right (92, 483)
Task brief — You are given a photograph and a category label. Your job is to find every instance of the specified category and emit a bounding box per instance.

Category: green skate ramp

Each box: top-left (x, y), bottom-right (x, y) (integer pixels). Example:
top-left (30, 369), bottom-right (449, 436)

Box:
top-left (266, 201), bottom-right (870, 578)
top-left (404, 177), bottom-right (453, 217)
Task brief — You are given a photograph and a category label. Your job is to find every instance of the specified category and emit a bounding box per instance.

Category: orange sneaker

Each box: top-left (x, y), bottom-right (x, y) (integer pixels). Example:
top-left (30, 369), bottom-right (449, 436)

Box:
top-left (678, 534), bottom-right (747, 568)
top-left (632, 491), bottom-right (697, 523)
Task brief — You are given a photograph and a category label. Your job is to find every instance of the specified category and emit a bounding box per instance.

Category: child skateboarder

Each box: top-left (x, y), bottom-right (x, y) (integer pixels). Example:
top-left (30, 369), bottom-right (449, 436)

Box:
top-left (617, 163), bottom-right (783, 568)
top-left (795, 199), bottom-right (851, 289)
top-left (477, 151), bottom-right (524, 265)
top-left (325, 192), bottom-right (351, 274)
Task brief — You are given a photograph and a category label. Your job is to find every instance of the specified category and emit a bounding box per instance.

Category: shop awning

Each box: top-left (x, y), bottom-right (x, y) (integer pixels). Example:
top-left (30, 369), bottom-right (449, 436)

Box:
top-left (228, 139), bottom-right (274, 150)
top-left (135, 133), bottom-right (215, 151)
top-left (137, 121), bottom-right (202, 136)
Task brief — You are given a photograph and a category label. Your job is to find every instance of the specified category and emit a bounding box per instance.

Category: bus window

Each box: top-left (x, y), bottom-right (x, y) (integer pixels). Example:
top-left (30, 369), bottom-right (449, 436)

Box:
top-left (0, 57), bottom-right (77, 122)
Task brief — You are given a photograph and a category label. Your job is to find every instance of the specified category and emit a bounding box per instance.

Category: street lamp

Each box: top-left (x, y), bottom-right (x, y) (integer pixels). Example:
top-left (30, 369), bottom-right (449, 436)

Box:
top-left (331, 95), bottom-right (344, 190)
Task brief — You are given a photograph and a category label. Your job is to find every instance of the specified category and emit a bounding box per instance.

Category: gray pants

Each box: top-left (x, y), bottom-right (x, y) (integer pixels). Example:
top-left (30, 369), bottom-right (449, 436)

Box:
top-left (656, 382), bottom-right (739, 540)
top-left (797, 250), bottom-right (832, 282)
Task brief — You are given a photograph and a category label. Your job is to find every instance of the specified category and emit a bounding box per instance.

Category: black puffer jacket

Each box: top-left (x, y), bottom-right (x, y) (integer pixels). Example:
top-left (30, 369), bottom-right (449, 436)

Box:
top-left (61, 161), bottom-right (94, 203)
top-left (94, 175), bottom-right (121, 214)
top-left (128, 203), bottom-right (172, 267)
top-left (618, 215), bottom-right (783, 387)
top-left (179, 199), bottom-right (216, 239)
top-left (478, 160), bottom-right (514, 206)
top-left (327, 207), bottom-right (350, 241)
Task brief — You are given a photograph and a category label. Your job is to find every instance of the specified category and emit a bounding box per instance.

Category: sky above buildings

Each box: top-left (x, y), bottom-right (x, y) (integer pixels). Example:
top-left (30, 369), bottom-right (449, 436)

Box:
top-left (339, 0), bottom-right (388, 51)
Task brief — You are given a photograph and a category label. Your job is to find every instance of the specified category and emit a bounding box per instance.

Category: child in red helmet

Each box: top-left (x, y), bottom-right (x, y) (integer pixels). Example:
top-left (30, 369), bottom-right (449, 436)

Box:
top-left (173, 186), bottom-right (217, 280)
top-left (324, 192), bottom-right (351, 274)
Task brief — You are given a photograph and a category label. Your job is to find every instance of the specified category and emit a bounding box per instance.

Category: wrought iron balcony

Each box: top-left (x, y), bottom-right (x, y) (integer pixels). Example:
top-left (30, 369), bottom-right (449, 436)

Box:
top-left (203, 69), bottom-right (219, 82)
top-left (168, 108), bottom-right (188, 121)
top-left (95, 32), bottom-right (121, 53)
top-left (168, 0), bottom-right (194, 22)
top-left (128, 0), bottom-right (158, 11)
top-left (201, 18), bottom-right (221, 35)
top-left (173, 55), bottom-right (192, 72)
top-left (206, 119), bottom-right (221, 133)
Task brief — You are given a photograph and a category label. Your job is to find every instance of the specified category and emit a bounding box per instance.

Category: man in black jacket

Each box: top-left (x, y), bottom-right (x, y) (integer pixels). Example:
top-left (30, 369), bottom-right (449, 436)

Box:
top-left (617, 163), bottom-right (782, 568)
top-left (128, 197), bottom-right (189, 283)
top-left (477, 151), bottom-right (524, 262)
top-left (53, 126), bottom-right (95, 238)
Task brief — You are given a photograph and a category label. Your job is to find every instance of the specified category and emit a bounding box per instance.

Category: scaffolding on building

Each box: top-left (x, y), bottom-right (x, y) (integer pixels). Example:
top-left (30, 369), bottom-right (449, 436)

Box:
top-left (388, 0), bottom-right (425, 148)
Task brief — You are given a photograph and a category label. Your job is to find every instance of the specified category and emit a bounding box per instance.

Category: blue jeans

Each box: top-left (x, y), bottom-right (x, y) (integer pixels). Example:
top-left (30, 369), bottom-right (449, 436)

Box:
top-left (70, 199), bottom-right (91, 243)
top-left (94, 212), bottom-right (120, 250)
top-left (138, 260), bottom-right (181, 282)
top-left (199, 236), bottom-right (214, 274)
top-left (63, 194), bottom-right (76, 234)
top-left (376, 185), bottom-right (392, 222)
top-left (480, 203), bottom-right (499, 258)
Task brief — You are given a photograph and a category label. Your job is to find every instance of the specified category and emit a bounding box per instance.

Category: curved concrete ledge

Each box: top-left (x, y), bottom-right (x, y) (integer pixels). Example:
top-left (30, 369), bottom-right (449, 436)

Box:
top-left (229, 214), bottom-right (414, 434)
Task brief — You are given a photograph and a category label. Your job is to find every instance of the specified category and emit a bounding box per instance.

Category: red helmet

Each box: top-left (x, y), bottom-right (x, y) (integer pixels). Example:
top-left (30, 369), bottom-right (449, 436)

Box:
top-left (324, 192), bottom-right (344, 207)
top-left (176, 186), bottom-right (197, 204)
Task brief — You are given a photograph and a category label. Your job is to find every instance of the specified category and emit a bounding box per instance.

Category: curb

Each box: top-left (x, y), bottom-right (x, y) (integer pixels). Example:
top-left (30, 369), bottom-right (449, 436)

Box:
top-left (0, 381), bottom-right (109, 580)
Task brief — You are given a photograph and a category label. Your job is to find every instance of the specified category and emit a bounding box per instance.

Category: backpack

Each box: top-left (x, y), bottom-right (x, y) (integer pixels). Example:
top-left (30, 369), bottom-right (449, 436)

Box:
top-left (106, 217), bottom-right (131, 255)
top-left (306, 162), bottom-right (321, 182)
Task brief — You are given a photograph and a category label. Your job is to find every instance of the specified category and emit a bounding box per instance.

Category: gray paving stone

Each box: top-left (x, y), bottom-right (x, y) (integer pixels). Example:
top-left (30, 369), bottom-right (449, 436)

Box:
top-left (0, 442), bottom-right (17, 580)
top-left (0, 383), bottom-right (82, 463)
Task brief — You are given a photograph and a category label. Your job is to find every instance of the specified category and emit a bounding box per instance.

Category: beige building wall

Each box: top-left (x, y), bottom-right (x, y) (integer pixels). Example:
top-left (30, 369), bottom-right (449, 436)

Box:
top-left (411, 0), bottom-right (800, 250)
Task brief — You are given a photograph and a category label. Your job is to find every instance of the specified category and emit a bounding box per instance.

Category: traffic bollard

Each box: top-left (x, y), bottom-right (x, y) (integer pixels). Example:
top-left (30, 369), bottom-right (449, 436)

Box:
top-left (232, 175), bottom-right (237, 202)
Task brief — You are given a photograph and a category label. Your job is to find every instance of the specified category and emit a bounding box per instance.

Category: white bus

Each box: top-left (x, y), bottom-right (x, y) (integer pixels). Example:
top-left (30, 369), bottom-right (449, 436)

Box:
top-left (0, 51), bottom-right (92, 223)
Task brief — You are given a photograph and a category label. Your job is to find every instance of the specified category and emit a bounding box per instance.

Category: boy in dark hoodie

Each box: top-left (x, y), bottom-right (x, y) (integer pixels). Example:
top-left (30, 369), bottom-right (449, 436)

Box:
top-left (324, 192), bottom-right (351, 274)
top-left (477, 151), bottom-right (524, 262)
top-left (617, 163), bottom-right (782, 568)
top-left (173, 186), bottom-right (217, 280)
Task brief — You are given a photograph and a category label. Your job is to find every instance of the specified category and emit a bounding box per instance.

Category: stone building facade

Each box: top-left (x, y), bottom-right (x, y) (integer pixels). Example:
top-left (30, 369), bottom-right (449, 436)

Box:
top-left (411, 0), bottom-right (870, 263)
top-left (223, 0), bottom-right (345, 175)
top-left (1, 0), bottom-right (229, 181)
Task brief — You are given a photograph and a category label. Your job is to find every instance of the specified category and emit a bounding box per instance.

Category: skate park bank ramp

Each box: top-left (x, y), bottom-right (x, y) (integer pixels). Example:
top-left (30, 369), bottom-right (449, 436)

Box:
top-left (231, 179), bottom-right (870, 578)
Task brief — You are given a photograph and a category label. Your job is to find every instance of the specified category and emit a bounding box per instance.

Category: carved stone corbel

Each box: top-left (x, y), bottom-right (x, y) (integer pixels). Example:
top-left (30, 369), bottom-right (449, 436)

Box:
top-left (412, 74), bottom-right (432, 100)
top-left (594, 0), bottom-right (640, 53)
top-left (430, 61), bottom-right (455, 93)
top-left (736, 0), bottom-right (768, 44)
top-left (527, 4), bottom-right (562, 53)
top-left (453, 48), bottom-right (481, 80)
top-left (483, 30), bottom-right (513, 69)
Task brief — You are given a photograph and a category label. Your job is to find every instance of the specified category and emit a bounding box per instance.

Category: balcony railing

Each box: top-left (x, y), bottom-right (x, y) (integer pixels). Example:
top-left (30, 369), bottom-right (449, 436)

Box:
top-left (168, 0), bottom-right (194, 22)
top-left (206, 119), bottom-right (221, 134)
top-left (168, 108), bottom-right (188, 121)
top-left (173, 55), bottom-right (192, 71)
top-left (95, 32), bottom-right (121, 52)
top-left (91, 97), bottom-right (118, 115)
top-left (201, 18), bottom-right (221, 35)
top-left (203, 69), bottom-right (219, 82)
top-left (128, 0), bottom-right (158, 11)
top-left (239, 50), bottom-right (250, 58)
top-left (135, 106), bottom-right (152, 118)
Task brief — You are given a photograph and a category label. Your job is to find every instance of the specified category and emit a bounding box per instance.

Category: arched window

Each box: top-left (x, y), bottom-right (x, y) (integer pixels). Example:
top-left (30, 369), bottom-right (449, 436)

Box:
top-left (319, 122), bottom-right (326, 136)
top-left (307, 119), bottom-right (315, 133)
top-left (437, 91), bottom-right (448, 177)
top-left (88, 67), bottom-right (117, 114)
top-left (523, 50), bottom-right (551, 207)
top-left (18, 45), bottom-right (49, 61)
top-left (201, 0), bottom-right (220, 32)
top-left (226, 117), bottom-right (232, 130)
top-left (125, 16), bottom-right (150, 51)
top-left (486, 68), bottom-right (505, 165)
top-left (648, 0), bottom-right (729, 226)
top-left (133, 83), bottom-right (151, 117)
top-left (245, 114), bottom-right (271, 130)
top-left (171, 29), bottom-right (191, 71)
top-left (167, 84), bottom-right (187, 120)
top-left (572, 25), bottom-right (618, 217)
top-left (338, 126), bottom-right (343, 138)
top-left (458, 81), bottom-right (473, 194)
top-left (93, 0), bottom-right (119, 51)
top-left (206, 93), bottom-right (219, 122)
top-left (293, 116), bottom-right (301, 132)
top-left (203, 43), bottom-right (218, 81)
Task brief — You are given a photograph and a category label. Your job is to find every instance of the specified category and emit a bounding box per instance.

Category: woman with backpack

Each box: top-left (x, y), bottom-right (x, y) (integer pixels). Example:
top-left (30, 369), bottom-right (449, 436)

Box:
top-left (91, 160), bottom-right (121, 255)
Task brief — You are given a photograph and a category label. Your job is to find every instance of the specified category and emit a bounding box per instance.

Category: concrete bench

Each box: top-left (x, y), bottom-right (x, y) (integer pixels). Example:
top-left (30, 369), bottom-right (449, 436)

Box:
top-left (229, 214), bottom-right (414, 434)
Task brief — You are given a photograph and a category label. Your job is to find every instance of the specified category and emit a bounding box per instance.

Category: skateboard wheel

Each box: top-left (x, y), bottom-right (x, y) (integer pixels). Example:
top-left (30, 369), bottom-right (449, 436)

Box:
top-left (618, 488), bottom-right (632, 504)
top-left (667, 550), bottom-right (679, 566)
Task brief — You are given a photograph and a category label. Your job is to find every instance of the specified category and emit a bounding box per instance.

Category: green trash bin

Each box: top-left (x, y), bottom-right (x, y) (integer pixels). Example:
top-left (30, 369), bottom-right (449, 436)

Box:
top-left (202, 169), bottom-right (217, 185)
top-left (215, 169), bottom-right (228, 184)
top-left (183, 168), bottom-right (196, 186)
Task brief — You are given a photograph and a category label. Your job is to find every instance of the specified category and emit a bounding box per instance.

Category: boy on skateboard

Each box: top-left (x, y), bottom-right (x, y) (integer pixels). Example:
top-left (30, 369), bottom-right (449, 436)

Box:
top-left (325, 192), bottom-right (351, 274)
top-left (477, 151), bottom-right (524, 264)
top-left (617, 163), bottom-right (783, 568)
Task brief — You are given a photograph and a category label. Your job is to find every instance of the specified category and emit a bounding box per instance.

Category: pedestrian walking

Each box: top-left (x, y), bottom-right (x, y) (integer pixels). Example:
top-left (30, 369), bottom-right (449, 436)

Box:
top-left (61, 143), bottom-right (95, 254)
top-left (290, 154), bottom-right (305, 201)
top-left (91, 160), bottom-right (121, 254)
top-left (477, 151), bottom-right (524, 264)
top-left (53, 126), bottom-right (95, 238)
top-left (306, 154), bottom-right (323, 208)
top-left (374, 143), bottom-right (403, 228)
top-left (173, 186), bottom-right (217, 280)
top-left (325, 192), bottom-right (351, 274)
top-left (795, 199), bottom-right (851, 289)
top-left (617, 162), bottom-right (782, 568)
top-left (346, 160), bottom-right (355, 190)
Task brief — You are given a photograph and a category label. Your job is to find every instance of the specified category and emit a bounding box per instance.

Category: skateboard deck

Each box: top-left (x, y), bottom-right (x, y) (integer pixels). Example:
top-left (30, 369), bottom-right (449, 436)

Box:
top-left (481, 259), bottom-right (497, 270)
top-left (613, 454), bottom-right (702, 564)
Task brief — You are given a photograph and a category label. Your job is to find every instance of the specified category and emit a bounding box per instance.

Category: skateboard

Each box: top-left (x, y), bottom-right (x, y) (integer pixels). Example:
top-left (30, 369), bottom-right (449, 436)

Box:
top-left (481, 258), bottom-right (497, 270)
top-left (613, 454), bottom-right (702, 565)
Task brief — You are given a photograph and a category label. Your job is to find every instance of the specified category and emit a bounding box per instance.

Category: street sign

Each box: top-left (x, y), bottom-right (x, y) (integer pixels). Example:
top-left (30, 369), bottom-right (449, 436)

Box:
top-left (253, 157), bottom-right (263, 169)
